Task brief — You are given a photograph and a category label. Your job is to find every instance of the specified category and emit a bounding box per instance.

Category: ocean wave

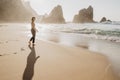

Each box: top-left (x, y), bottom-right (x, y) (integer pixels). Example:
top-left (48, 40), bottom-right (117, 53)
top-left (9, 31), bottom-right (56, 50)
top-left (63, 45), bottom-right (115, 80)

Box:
top-left (38, 23), bottom-right (120, 43)
top-left (62, 29), bottom-right (120, 37)
top-left (61, 29), bottom-right (120, 42)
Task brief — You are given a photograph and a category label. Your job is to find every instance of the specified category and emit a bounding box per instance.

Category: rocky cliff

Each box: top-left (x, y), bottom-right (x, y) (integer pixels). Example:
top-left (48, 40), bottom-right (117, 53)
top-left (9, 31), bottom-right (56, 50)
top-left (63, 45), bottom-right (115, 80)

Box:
top-left (73, 6), bottom-right (94, 23)
top-left (0, 0), bottom-right (38, 22)
top-left (40, 5), bottom-right (65, 23)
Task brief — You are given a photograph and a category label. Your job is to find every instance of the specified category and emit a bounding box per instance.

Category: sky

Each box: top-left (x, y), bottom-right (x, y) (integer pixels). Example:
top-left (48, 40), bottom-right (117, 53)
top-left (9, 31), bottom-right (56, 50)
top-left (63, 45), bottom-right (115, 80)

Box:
top-left (26, 0), bottom-right (120, 21)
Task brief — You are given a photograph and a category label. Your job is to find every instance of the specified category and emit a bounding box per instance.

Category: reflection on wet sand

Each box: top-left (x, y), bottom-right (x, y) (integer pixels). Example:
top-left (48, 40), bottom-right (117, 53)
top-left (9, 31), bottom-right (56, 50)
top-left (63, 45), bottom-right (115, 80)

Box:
top-left (37, 32), bottom-right (120, 78)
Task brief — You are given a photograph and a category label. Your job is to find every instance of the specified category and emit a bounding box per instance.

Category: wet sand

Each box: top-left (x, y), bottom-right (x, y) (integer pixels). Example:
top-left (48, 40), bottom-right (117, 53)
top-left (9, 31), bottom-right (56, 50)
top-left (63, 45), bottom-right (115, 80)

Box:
top-left (0, 23), bottom-right (118, 80)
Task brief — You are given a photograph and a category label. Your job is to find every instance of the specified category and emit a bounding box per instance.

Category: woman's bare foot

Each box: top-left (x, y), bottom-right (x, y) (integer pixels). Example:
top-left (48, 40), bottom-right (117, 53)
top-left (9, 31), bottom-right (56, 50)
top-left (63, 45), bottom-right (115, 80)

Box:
top-left (32, 43), bottom-right (35, 46)
top-left (29, 41), bottom-right (31, 45)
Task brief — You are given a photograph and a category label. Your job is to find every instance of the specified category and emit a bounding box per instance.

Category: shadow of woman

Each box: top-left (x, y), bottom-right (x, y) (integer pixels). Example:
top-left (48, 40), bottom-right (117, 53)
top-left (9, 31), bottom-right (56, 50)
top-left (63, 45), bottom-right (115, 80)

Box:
top-left (23, 45), bottom-right (40, 80)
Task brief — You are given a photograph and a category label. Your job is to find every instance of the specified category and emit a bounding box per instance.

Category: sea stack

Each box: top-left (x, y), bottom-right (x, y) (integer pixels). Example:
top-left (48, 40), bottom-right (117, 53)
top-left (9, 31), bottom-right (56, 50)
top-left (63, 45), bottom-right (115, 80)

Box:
top-left (40, 5), bottom-right (65, 24)
top-left (100, 17), bottom-right (107, 23)
top-left (0, 0), bottom-right (38, 22)
top-left (73, 6), bottom-right (94, 23)
top-left (100, 17), bottom-right (112, 23)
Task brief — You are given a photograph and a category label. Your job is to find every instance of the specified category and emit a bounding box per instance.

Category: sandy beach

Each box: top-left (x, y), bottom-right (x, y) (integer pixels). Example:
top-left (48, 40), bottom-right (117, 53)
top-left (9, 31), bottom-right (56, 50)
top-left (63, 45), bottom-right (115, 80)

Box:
top-left (0, 23), bottom-right (118, 80)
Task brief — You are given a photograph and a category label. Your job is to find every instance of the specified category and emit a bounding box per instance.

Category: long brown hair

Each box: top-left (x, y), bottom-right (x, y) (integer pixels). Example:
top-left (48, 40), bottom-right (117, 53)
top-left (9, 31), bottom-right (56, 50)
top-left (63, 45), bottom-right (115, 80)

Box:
top-left (31, 17), bottom-right (35, 21)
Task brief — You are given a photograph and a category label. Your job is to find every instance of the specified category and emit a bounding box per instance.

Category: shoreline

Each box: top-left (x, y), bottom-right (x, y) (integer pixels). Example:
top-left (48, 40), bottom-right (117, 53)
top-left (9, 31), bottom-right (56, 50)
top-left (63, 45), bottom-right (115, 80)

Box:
top-left (0, 23), bottom-right (119, 80)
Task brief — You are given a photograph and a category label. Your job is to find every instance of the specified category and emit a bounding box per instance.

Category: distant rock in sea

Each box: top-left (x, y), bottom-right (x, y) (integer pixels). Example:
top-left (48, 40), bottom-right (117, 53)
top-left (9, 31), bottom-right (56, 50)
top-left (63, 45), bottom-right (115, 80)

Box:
top-left (100, 17), bottom-right (107, 23)
top-left (73, 6), bottom-right (94, 23)
top-left (40, 5), bottom-right (65, 24)
top-left (0, 0), bottom-right (38, 22)
top-left (100, 17), bottom-right (112, 23)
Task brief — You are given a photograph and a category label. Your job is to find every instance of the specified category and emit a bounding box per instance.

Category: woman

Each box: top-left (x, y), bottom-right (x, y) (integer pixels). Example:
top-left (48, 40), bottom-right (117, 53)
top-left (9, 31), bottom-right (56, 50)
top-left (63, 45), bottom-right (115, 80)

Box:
top-left (29, 17), bottom-right (38, 46)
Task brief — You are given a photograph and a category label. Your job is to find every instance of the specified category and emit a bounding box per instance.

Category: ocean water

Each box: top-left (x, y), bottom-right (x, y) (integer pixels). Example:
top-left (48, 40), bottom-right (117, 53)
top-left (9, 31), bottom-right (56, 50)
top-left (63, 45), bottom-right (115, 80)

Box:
top-left (37, 22), bottom-right (120, 42)
top-left (26, 22), bottom-right (120, 78)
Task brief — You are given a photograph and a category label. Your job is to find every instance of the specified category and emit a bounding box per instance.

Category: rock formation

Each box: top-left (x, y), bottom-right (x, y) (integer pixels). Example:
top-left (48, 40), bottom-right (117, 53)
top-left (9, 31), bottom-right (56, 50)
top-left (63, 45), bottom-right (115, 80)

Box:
top-left (100, 17), bottom-right (107, 22)
top-left (0, 0), bottom-right (38, 22)
top-left (40, 5), bottom-right (65, 23)
top-left (73, 6), bottom-right (94, 23)
top-left (100, 17), bottom-right (112, 23)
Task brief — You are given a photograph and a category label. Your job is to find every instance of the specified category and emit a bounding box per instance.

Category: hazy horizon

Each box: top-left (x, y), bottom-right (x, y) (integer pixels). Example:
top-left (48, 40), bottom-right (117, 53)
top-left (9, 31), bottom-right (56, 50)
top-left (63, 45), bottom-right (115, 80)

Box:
top-left (26, 0), bottom-right (120, 22)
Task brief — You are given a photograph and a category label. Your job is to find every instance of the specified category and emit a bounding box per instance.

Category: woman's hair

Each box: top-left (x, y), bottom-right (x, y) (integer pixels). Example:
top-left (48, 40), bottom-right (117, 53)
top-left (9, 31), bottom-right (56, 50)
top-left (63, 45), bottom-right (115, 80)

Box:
top-left (32, 17), bottom-right (35, 21)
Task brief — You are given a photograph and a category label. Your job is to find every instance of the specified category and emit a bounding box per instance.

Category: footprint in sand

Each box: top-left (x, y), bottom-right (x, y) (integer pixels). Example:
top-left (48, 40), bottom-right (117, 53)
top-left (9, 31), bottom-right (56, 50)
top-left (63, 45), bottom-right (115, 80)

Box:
top-left (6, 41), bottom-right (8, 43)
top-left (0, 54), bottom-right (8, 56)
top-left (13, 52), bottom-right (17, 54)
top-left (21, 48), bottom-right (25, 51)
top-left (0, 42), bottom-right (3, 44)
